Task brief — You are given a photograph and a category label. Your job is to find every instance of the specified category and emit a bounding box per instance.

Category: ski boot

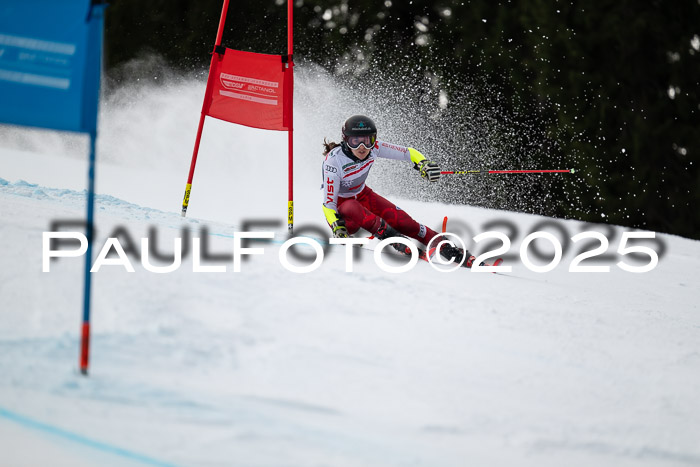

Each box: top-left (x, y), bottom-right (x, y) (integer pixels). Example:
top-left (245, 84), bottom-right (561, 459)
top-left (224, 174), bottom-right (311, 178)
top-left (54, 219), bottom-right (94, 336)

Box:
top-left (375, 219), bottom-right (415, 256)
top-left (439, 243), bottom-right (477, 268)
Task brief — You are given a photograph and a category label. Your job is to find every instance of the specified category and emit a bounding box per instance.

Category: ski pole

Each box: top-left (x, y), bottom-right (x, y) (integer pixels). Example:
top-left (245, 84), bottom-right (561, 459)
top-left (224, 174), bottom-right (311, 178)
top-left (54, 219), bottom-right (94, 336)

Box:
top-left (441, 169), bottom-right (575, 175)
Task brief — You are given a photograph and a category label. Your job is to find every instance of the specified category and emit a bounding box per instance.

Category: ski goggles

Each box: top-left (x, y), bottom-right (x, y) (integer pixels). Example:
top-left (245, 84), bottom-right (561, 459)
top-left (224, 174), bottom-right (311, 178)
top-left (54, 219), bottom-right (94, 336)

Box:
top-left (345, 134), bottom-right (376, 150)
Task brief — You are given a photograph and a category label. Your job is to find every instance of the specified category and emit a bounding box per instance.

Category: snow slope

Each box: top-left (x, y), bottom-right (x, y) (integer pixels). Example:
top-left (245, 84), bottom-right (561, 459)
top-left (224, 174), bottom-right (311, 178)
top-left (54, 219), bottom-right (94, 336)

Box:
top-left (1, 72), bottom-right (699, 467)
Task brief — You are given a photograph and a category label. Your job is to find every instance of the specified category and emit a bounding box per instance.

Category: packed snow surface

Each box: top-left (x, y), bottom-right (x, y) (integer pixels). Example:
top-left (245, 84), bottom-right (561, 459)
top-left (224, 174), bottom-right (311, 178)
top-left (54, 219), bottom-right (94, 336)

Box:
top-left (1, 74), bottom-right (699, 467)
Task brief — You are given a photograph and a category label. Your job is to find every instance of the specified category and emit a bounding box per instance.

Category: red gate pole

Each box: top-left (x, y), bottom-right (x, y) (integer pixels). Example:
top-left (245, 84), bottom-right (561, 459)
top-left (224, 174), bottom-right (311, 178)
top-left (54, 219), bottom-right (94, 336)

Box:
top-left (181, 0), bottom-right (230, 217)
top-left (286, 0), bottom-right (294, 232)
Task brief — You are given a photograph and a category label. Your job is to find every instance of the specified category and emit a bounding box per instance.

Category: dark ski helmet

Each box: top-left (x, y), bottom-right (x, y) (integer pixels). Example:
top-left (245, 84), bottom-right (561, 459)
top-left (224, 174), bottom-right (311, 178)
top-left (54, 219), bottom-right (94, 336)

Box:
top-left (342, 115), bottom-right (377, 150)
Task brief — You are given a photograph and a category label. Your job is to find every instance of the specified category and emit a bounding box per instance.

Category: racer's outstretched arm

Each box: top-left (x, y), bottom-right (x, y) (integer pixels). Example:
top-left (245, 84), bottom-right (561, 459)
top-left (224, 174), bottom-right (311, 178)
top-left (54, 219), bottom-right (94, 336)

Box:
top-left (375, 141), bottom-right (441, 182)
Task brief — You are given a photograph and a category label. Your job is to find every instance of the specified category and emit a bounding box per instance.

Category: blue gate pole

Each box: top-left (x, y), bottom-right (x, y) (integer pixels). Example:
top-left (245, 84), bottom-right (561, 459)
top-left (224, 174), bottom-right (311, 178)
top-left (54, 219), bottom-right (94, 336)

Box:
top-left (80, 130), bottom-right (97, 375)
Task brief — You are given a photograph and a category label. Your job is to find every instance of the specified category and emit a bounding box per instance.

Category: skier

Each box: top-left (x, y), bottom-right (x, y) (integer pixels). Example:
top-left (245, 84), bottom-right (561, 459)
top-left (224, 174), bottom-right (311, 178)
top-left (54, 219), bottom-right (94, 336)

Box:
top-left (321, 115), bottom-right (475, 267)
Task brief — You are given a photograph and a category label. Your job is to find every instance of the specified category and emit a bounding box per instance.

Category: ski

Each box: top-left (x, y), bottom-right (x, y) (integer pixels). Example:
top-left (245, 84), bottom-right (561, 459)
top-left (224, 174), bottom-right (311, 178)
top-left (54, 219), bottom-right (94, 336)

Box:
top-left (414, 246), bottom-right (504, 271)
top-left (471, 256), bottom-right (504, 270)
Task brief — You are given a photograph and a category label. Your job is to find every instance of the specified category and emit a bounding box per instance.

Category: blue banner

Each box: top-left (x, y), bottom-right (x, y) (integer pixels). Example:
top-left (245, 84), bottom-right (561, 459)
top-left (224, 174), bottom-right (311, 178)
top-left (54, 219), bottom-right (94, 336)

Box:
top-left (0, 0), bottom-right (105, 133)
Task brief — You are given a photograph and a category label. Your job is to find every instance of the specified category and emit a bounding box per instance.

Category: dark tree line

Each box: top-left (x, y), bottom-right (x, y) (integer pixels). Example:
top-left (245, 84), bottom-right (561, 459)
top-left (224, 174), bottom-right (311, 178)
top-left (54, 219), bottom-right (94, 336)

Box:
top-left (105, 0), bottom-right (700, 239)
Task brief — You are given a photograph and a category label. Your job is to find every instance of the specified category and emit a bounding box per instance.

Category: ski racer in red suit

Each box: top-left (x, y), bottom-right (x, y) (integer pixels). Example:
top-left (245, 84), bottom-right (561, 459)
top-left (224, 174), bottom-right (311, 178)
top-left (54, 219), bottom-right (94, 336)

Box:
top-left (321, 115), bottom-right (475, 267)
